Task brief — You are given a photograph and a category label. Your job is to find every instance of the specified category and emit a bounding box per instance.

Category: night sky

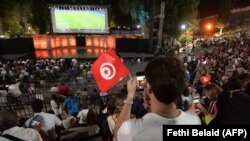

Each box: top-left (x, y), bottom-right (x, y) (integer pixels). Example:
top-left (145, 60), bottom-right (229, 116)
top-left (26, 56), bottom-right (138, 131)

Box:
top-left (199, 0), bottom-right (218, 18)
top-left (199, 0), bottom-right (250, 18)
top-left (1, 0), bottom-right (249, 26)
top-left (111, 0), bottom-right (250, 25)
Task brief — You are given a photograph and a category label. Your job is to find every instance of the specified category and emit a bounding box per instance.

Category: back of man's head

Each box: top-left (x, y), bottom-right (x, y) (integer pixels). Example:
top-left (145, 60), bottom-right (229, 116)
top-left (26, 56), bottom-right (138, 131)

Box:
top-left (0, 110), bottom-right (18, 131)
top-left (32, 99), bottom-right (43, 113)
top-left (145, 56), bottom-right (185, 105)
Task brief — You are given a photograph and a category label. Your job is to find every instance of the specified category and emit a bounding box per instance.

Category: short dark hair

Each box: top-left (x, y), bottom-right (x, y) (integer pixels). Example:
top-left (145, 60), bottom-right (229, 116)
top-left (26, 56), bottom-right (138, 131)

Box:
top-left (0, 110), bottom-right (18, 131)
top-left (86, 109), bottom-right (96, 125)
top-left (32, 99), bottom-right (43, 113)
top-left (51, 94), bottom-right (58, 101)
top-left (243, 79), bottom-right (250, 96)
top-left (145, 56), bottom-right (185, 104)
top-left (226, 77), bottom-right (241, 91)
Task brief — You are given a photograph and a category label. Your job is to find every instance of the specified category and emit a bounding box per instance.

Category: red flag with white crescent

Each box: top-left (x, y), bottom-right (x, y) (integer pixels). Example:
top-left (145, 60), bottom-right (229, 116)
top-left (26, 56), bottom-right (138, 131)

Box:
top-left (200, 73), bottom-right (211, 85)
top-left (91, 49), bottom-right (129, 92)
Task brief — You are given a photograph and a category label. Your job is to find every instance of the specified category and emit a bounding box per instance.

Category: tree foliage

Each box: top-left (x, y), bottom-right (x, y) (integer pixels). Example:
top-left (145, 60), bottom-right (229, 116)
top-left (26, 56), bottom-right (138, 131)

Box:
top-left (0, 0), bottom-right (50, 35)
top-left (119, 0), bottom-right (131, 15)
top-left (119, 0), bottom-right (146, 27)
top-left (0, 0), bottom-right (32, 35)
top-left (29, 0), bottom-right (50, 34)
top-left (216, 0), bottom-right (232, 34)
top-left (119, 0), bottom-right (200, 41)
top-left (163, 0), bottom-right (200, 39)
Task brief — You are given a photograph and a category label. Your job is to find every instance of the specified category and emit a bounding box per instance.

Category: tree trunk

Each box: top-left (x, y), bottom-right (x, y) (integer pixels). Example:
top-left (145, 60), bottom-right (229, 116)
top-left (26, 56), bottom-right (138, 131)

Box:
top-left (0, 18), bottom-right (3, 34)
top-left (142, 26), bottom-right (149, 38)
top-left (219, 28), bottom-right (223, 35)
top-left (170, 36), bottom-right (175, 47)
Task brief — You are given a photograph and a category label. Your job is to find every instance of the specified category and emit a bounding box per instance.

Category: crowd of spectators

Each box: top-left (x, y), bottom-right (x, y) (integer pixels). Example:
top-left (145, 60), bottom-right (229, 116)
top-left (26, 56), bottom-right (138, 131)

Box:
top-left (0, 35), bottom-right (249, 141)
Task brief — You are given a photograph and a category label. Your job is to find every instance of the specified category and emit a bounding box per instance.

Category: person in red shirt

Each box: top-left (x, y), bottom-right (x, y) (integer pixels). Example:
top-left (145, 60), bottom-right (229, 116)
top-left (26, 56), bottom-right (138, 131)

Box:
top-left (58, 82), bottom-right (70, 97)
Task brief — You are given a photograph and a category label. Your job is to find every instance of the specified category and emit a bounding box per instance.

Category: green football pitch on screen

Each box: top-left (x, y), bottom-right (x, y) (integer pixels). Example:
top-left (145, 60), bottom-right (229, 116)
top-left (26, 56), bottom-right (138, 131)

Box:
top-left (55, 11), bottom-right (105, 30)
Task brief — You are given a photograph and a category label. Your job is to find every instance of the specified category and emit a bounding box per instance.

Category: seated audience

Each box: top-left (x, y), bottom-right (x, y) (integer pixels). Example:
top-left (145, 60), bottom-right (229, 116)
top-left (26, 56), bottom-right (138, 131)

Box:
top-left (0, 110), bottom-right (42, 141)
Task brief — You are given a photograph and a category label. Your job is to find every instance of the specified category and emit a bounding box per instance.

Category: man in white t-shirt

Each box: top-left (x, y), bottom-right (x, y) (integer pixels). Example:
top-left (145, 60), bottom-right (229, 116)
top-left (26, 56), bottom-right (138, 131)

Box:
top-left (26, 99), bottom-right (62, 141)
top-left (114, 56), bottom-right (201, 141)
top-left (77, 108), bottom-right (89, 125)
top-left (0, 110), bottom-right (42, 141)
top-left (8, 81), bottom-right (21, 98)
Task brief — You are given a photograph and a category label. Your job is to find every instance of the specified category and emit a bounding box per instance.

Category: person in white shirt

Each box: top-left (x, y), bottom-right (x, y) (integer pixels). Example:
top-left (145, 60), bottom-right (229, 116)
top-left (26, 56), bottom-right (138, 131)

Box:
top-left (114, 56), bottom-right (201, 141)
top-left (77, 108), bottom-right (89, 125)
top-left (26, 99), bottom-right (62, 141)
top-left (50, 94), bottom-right (62, 117)
top-left (0, 110), bottom-right (42, 141)
top-left (0, 136), bottom-right (10, 141)
top-left (8, 81), bottom-right (21, 98)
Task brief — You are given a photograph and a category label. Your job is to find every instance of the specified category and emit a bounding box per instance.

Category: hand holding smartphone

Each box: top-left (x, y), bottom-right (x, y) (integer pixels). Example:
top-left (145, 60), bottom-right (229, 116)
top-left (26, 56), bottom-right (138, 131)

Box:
top-left (136, 72), bottom-right (146, 91)
top-left (193, 96), bottom-right (200, 108)
top-left (192, 90), bottom-right (200, 112)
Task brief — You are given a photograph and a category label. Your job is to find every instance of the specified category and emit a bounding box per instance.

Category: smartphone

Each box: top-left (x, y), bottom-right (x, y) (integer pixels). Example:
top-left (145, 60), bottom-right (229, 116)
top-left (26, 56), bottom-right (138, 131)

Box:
top-left (192, 96), bottom-right (200, 111)
top-left (202, 60), bottom-right (207, 64)
top-left (136, 72), bottom-right (146, 91)
top-left (193, 97), bottom-right (200, 105)
top-left (31, 120), bottom-right (40, 127)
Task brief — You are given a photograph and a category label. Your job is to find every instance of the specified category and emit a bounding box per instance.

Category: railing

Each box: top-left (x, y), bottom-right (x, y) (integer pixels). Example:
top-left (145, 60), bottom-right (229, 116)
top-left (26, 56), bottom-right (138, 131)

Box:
top-left (0, 92), bottom-right (116, 119)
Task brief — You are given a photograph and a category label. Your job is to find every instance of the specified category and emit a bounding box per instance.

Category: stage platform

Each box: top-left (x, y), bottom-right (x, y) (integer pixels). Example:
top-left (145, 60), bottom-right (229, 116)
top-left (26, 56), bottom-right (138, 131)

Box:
top-left (0, 47), bottom-right (154, 60)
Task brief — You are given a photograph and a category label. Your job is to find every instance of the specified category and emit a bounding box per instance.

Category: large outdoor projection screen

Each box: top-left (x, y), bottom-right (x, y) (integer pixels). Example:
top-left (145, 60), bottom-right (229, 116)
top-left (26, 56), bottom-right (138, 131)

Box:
top-left (50, 6), bottom-right (109, 33)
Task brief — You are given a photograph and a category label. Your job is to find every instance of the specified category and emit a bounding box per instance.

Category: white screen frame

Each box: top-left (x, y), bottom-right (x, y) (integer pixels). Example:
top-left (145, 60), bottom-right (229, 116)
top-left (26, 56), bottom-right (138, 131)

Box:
top-left (50, 5), bottom-right (109, 34)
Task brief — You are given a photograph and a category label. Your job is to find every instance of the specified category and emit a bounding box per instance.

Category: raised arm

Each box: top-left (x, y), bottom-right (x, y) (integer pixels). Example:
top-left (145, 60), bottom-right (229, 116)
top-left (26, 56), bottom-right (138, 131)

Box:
top-left (114, 77), bottom-right (137, 140)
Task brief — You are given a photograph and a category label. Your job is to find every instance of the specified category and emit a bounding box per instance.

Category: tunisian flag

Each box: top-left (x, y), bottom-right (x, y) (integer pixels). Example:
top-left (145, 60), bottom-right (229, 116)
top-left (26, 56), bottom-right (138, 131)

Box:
top-left (200, 73), bottom-right (211, 85)
top-left (91, 50), bottom-right (129, 92)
